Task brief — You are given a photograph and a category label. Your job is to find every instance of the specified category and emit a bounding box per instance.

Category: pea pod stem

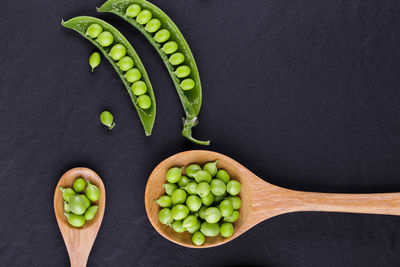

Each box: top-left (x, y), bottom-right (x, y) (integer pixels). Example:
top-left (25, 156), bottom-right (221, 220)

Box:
top-left (182, 117), bottom-right (210, 146)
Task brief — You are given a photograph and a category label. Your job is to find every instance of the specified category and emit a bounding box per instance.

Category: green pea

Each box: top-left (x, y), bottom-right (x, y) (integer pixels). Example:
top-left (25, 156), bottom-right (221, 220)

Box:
top-left (216, 169), bottom-right (230, 184)
top-left (186, 195), bottom-right (202, 212)
top-left (118, 56), bottom-right (134, 71)
top-left (126, 4), bottom-right (141, 17)
top-left (203, 160), bottom-right (218, 177)
top-left (193, 170), bottom-right (212, 183)
top-left (175, 65), bottom-right (191, 78)
top-left (182, 215), bottom-right (197, 229)
top-left (178, 176), bottom-right (191, 188)
top-left (84, 205), bottom-right (98, 221)
top-left (81, 194), bottom-right (91, 209)
top-left (210, 179), bottom-right (226, 196)
top-left (137, 95), bottom-right (151, 109)
top-left (192, 231), bottom-right (205, 245)
top-left (172, 220), bottom-right (186, 233)
top-left (64, 212), bottom-right (85, 228)
top-left (59, 186), bottom-right (76, 202)
top-left (131, 81), bottom-right (148, 96)
top-left (220, 222), bottom-right (234, 238)
top-left (145, 18), bottom-right (161, 33)
top-left (198, 205), bottom-right (207, 220)
top-left (64, 201), bottom-right (71, 212)
top-left (200, 222), bottom-right (220, 237)
top-left (201, 193), bottom-right (214, 206)
top-left (162, 41), bottom-right (178, 54)
top-left (171, 189), bottom-right (187, 205)
top-left (86, 23), bottom-right (103, 38)
top-left (86, 180), bottom-right (100, 201)
top-left (97, 31), bottom-right (114, 47)
top-left (187, 220), bottom-right (201, 234)
top-left (125, 68), bottom-right (142, 83)
top-left (159, 208), bottom-right (173, 225)
top-left (180, 78), bottom-right (195, 91)
top-left (67, 194), bottom-right (88, 215)
top-left (197, 182), bottom-right (210, 198)
top-left (185, 164), bottom-right (201, 178)
top-left (171, 204), bottom-right (189, 220)
top-left (227, 196), bottom-right (242, 210)
top-left (109, 44), bottom-right (126, 61)
top-left (89, 52), bottom-right (101, 72)
top-left (184, 182), bottom-right (198, 195)
top-left (100, 111), bottom-right (115, 130)
top-left (154, 29), bottom-right (171, 43)
top-left (214, 193), bottom-right (227, 204)
top-left (73, 178), bottom-right (86, 193)
top-left (169, 52), bottom-right (185, 65)
top-left (155, 195), bottom-right (172, 208)
top-left (166, 167), bottom-right (182, 183)
top-left (227, 180), bottom-right (242, 196)
top-left (136, 10), bottom-right (152, 25)
top-left (204, 207), bottom-right (221, 223)
top-left (163, 183), bottom-right (178, 195)
top-left (223, 210), bottom-right (239, 223)
top-left (219, 199), bottom-right (233, 217)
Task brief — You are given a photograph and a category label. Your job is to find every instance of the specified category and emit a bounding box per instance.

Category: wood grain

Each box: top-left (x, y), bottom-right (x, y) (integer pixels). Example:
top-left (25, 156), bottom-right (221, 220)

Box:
top-left (145, 150), bottom-right (400, 248)
top-left (54, 168), bottom-right (106, 267)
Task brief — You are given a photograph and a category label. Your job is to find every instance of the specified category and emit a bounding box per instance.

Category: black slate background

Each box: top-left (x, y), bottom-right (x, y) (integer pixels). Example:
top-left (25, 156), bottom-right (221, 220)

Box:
top-left (1, 0), bottom-right (400, 266)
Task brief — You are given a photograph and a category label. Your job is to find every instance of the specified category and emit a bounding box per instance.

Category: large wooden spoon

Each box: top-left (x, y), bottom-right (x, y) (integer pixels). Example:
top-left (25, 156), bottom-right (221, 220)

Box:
top-left (145, 150), bottom-right (400, 248)
top-left (54, 167), bottom-right (106, 266)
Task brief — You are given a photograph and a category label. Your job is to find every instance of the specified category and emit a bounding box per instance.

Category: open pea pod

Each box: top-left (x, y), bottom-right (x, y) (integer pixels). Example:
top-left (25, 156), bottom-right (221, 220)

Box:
top-left (62, 16), bottom-right (156, 136)
top-left (98, 0), bottom-right (210, 145)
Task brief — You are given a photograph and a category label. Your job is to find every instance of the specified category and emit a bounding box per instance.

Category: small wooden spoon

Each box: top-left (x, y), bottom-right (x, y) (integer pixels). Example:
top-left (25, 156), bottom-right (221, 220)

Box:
top-left (145, 150), bottom-right (400, 248)
top-left (54, 167), bottom-right (106, 267)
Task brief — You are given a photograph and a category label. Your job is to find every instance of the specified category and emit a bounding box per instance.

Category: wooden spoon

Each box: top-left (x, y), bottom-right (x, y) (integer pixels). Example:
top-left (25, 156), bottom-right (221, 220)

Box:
top-left (145, 150), bottom-right (400, 248)
top-left (54, 167), bottom-right (106, 267)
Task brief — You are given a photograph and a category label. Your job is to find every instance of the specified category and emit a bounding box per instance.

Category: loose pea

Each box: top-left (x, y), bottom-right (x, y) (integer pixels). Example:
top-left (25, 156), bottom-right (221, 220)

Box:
top-left (97, 31), bottom-right (114, 47)
top-left (67, 194), bottom-right (88, 215)
top-left (184, 182), bottom-right (198, 195)
top-left (193, 170), bottom-right (212, 183)
top-left (136, 10), bottom-right (152, 25)
top-left (169, 52), bottom-right (185, 65)
top-left (64, 212), bottom-right (85, 228)
top-left (192, 231), bottom-right (205, 245)
top-left (145, 18), bottom-right (161, 33)
top-left (73, 178), bottom-right (86, 193)
top-left (59, 187), bottom-right (76, 202)
top-left (109, 44), bottom-right (126, 61)
top-left (64, 201), bottom-right (71, 213)
top-left (219, 199), bottom-right (233, 217)
top-left (155, 195), bottom-right (172, 208)
top-left (224, 210), bottom-right (239, 223)
top-left (163, 183), bottom-right (178, 195)
top-left (175, 65), bottom-right (191, 78)
top-left (154, 29), bottom-right (171, 43)
top-left (214, 192), bottom-right (227, 204)
top-left (203, 160), bottom-right (218, 177)
top-left (166, 167), bottom-right (182, 183)
top-left (137, 95), bottom-right (151, 109)
top-left (201, 193), bottom-right (214, 206)
top-left (216, 169), bottom-right (230, 184)
top-left (172, 220), bottom-right (185, 233)
top-left (162, 41), bottom-right (178, 54)
top-left (171, 204), bottom-right (189, 220)
top-left (197, 182), bottom-right (210, 198)
top-left (158, 208), bottom-right (173, 225)
top-left (171, 189), bottom-right (187, 205)
top-left (185, 164), bottom-right (201, 178)
top-left (131, 81), bottom-right (147, 96)
top-left (86, 23), bottom-right (103, 38)
top-left (182, 215), bottom-right (197, 229)
top-left (220, 222), bottom-right (234, 238)
top-left (186, 195), bottom-right (202, 212)
top-left (200, 222), bottom-right (220, 237)
top-left (118, 56), bottom-right (134, 71)
top-left (178, 176), bottom-right (191, 188)
top-left (227, 180), bottom-right (242, 196)
top-left (125, 68), bottom-right (142, 83)
top-left (227, 196), bottom-right (242, 210)
top-left (204, 207), bottom-right (221, 223)
top-left (100, 111), bottom-right (115, 130)
top-left (180, 78), bottom-right (195, 91)
top-left (84, 205), bottom-right (98, 221)
top-left (198, 206), bottom-right (207, 220)
top-left (81, 194), bottom-right (91, 209)
top-left (126, 4), bottom-right (141, 17)
top-left (89, 52), bottom-right (101, 72)
top-left (210, 179), bottom-right (226, 196)
top-left (86, 180), bottom-right (100, 201)
top-left (187, 220), bottom-right (201, 234)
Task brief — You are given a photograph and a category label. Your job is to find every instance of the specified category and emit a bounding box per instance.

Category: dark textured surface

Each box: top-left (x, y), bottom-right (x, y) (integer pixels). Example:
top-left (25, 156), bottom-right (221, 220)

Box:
top-left (1, 0), bottom-right (400, 266)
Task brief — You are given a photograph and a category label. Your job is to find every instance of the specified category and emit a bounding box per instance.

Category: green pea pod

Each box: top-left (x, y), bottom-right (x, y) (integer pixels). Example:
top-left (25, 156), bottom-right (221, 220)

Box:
top-left (98, 0), bottom-right (210, 145)
top-left (62, 16), bottom-right (156, 136)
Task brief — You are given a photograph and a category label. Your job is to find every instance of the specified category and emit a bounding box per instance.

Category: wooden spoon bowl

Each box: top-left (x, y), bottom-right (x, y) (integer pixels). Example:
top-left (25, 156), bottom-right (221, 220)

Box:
top-left (54, 167), bottom-right (106, 267)
top-left (145, 150), bottom-right (400, 248)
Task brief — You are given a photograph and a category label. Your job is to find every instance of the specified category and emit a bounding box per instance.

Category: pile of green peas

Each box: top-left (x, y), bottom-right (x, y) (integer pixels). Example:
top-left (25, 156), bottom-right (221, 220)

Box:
top-left (156, 161), bottom-right (242, 246)
top-left (125, 4), bottom-right (196, 91)
top-left (60, 177), bottom-right (100, 228)
top-left (85, 23), bottom-right (152, 109)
